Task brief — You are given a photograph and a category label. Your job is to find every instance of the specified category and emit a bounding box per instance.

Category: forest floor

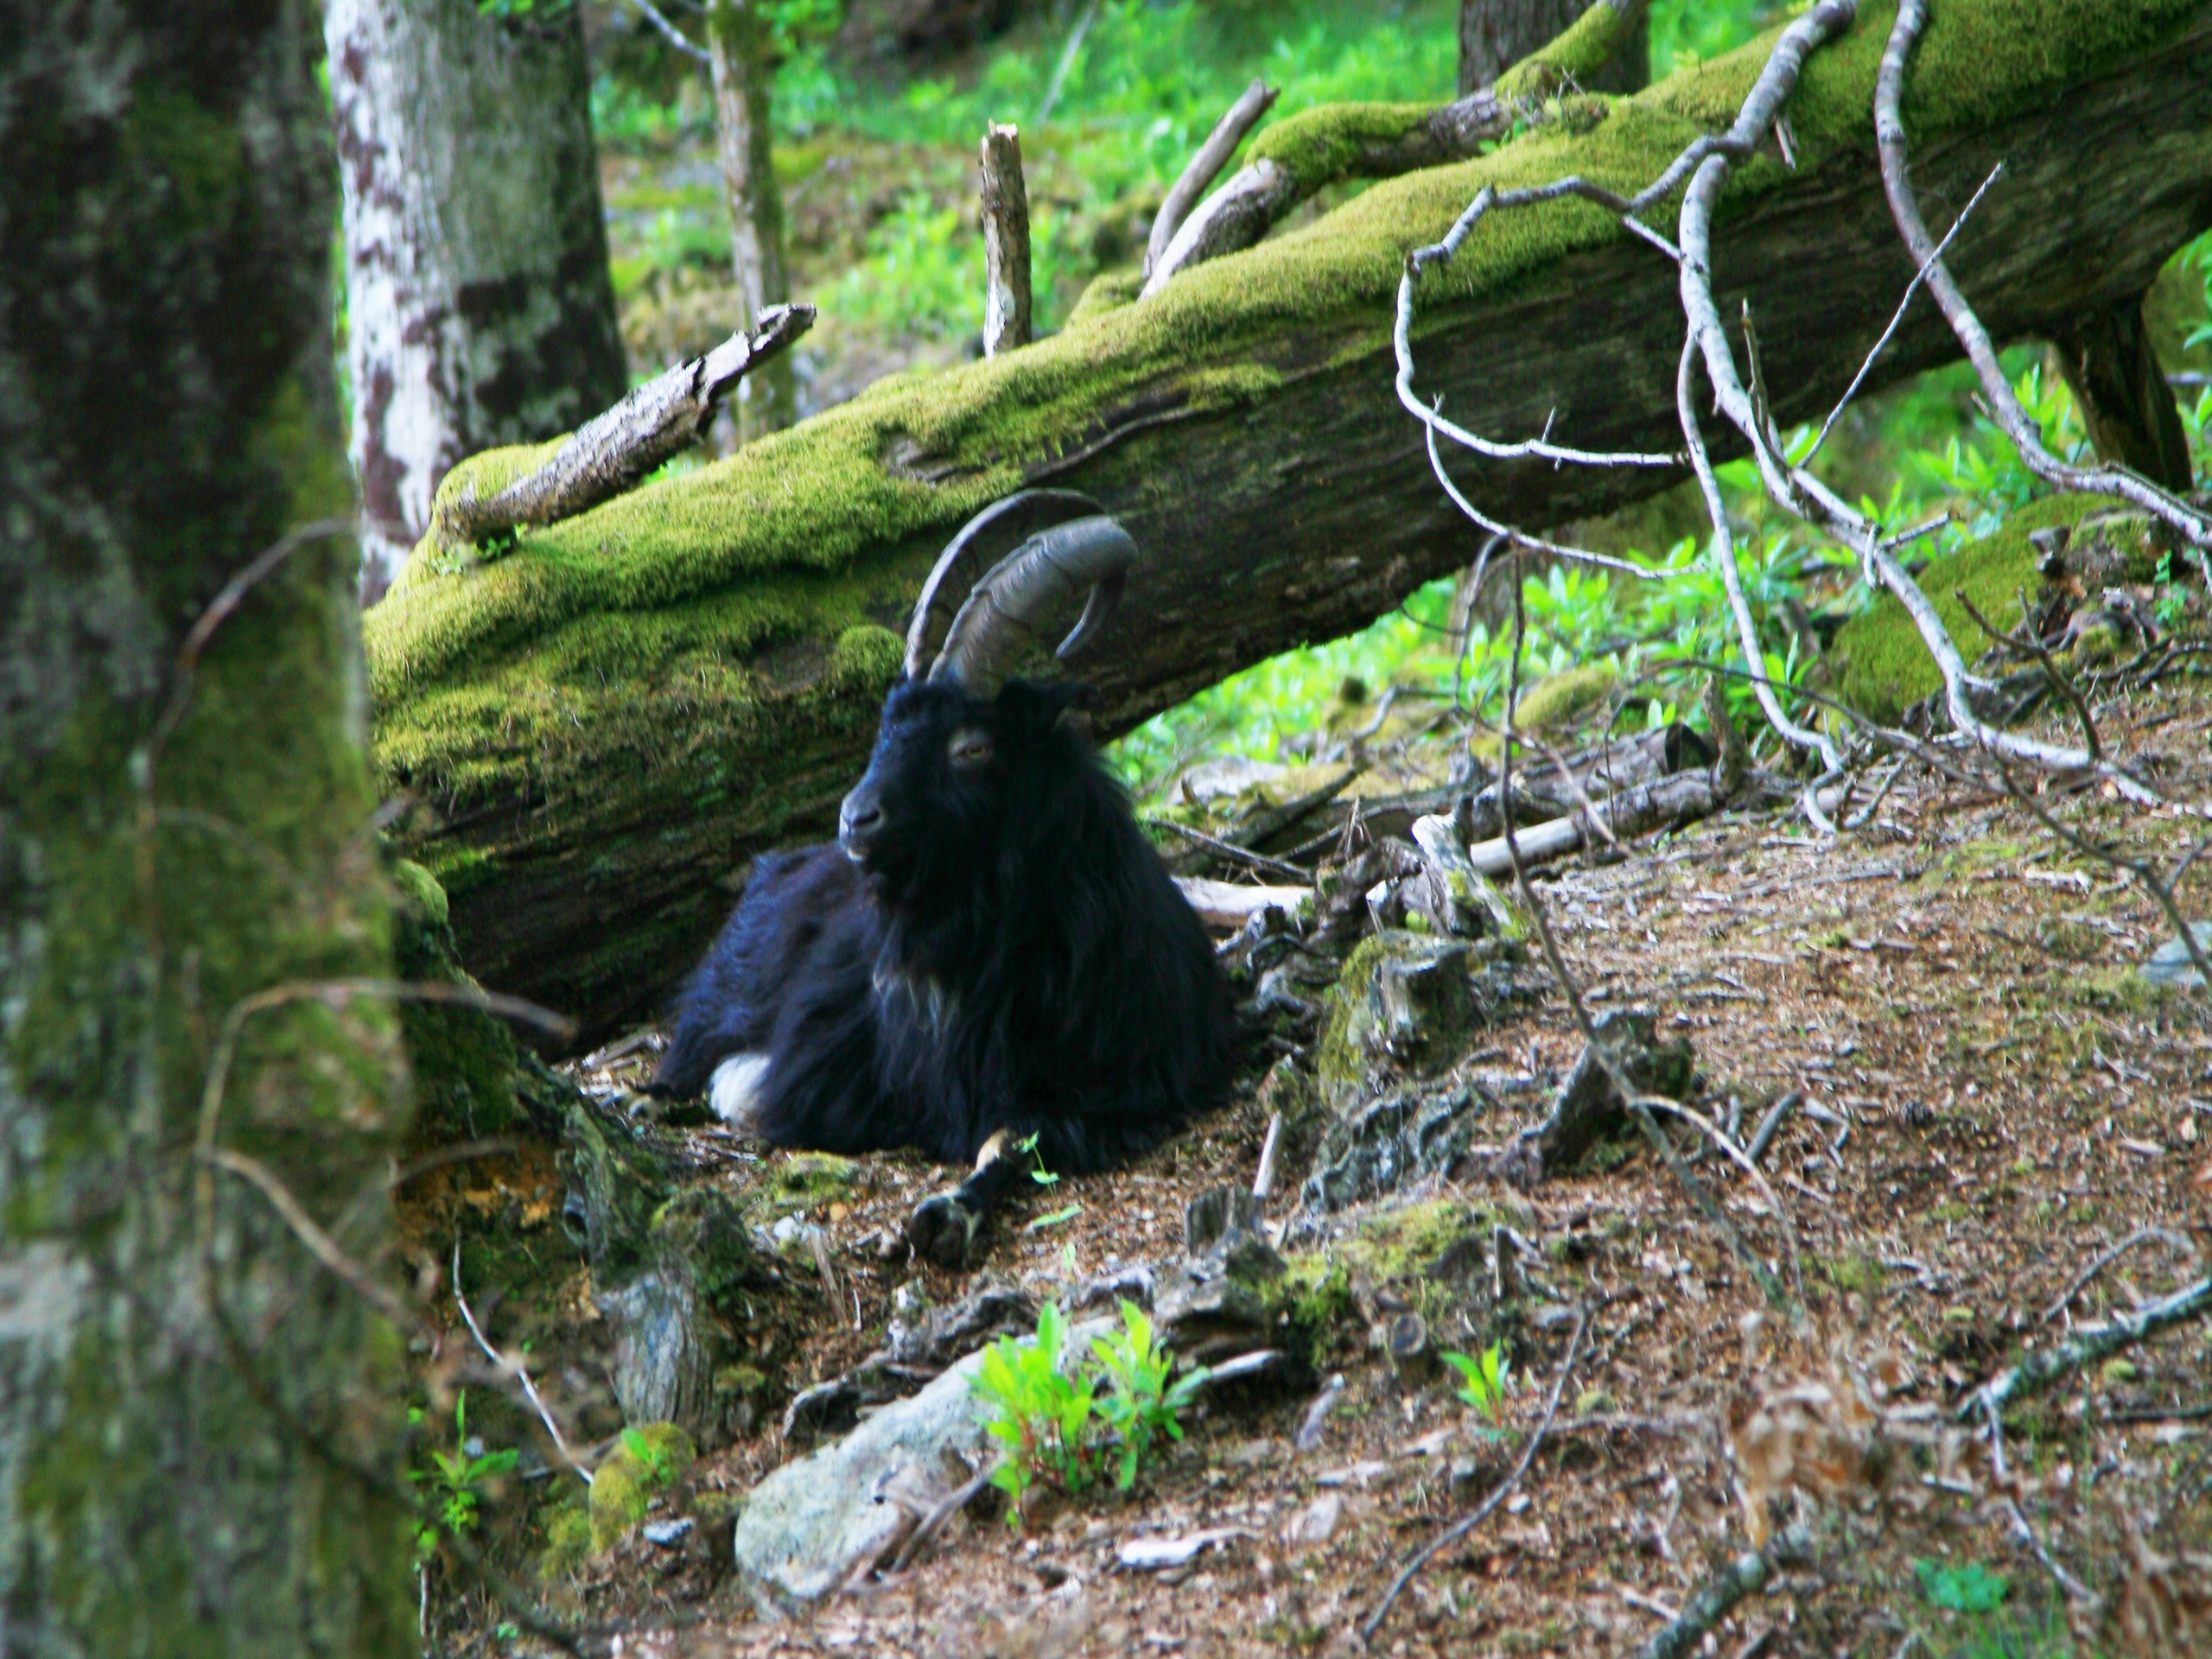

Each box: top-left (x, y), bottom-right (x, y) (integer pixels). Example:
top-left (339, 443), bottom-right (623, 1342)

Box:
top-left (476, 674), bottom-right (2212, 1659)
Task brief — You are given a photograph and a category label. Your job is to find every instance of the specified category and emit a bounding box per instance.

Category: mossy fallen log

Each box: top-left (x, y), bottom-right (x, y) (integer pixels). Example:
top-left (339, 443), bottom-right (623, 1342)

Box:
top-left (368, 0), bottom-right (2212, 1046)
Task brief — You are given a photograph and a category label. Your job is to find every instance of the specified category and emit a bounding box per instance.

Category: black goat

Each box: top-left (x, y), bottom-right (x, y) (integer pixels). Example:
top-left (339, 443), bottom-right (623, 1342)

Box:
top-left (651, 492), bottom-right (1234, 1266)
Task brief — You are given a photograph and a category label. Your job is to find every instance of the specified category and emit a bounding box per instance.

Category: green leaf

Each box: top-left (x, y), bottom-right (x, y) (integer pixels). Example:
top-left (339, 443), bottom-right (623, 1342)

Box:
top-left (1024, 1204), bottom-right (1082, 1232)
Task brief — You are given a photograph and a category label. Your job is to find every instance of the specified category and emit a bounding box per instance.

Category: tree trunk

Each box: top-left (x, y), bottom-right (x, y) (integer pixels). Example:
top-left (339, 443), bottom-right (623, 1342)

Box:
top-left (1461, 0), bottom-right (1649, 97)
top-left (0, 3), bottom-right (414, 1652)
top-left (365, 1), bottom-right (2212, 1049)
top-left (2049, 296), bottom-right (2197, 494)
top-left (327, 0), bottom-right (629, 604)
top-left (709, 0), bottom-right (798, 438)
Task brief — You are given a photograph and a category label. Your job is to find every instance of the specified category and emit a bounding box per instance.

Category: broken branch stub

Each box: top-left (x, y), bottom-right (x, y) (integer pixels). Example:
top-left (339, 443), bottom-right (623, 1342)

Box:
top-left (432, 302), bottom-right (815, 548)
top-left (979, 123), bottom-right (1032, 357)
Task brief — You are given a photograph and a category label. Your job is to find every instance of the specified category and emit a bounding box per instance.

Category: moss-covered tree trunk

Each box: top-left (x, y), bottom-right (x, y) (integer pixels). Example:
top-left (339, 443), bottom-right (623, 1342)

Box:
top-left (0, 4), bottom-right (415, 1650)
top-left (327, 0), bottom-right (629, 602)
top-left (367, 0), bottom-right (2212, 1050)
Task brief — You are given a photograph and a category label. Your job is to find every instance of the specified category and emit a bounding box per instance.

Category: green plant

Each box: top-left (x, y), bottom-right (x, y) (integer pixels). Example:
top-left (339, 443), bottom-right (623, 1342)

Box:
top-left (1089, 1300), bottom-right (1209, 1491)
top-left (409, 1390), bottom-right (518, 1557)
top-left (1014, 1130), bottom-right (1060, 1187)
top-left (1916, 1557), bottom-right (2011, 1613)
top-left (973, 1301), bottom-right (1098, 1519)
top-left (1442, 1341), bottom-right (1510, 1427)
top-left (971, 1300), bottom-right (1205, 1520)
top-left (620, 1424), bottom-right (675, 1484)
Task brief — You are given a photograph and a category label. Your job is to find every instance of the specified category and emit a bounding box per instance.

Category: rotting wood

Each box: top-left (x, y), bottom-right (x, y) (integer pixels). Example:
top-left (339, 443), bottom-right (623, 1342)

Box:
top-left (1175, 878), bottom-right (1313, 929)
top-left (431, 302), bottom-right (814, 546)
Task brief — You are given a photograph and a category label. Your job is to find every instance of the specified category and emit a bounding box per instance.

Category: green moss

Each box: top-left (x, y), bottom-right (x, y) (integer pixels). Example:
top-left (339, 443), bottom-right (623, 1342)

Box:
top-left (1496, 0), bottom-right (1630, 101)
top-left (1827, 493), bottom-right (2101, 721)
top-left (1248, 102), bottom-right (1441, 193)
top-left (587, 1421), bottom-right (698, 1551)
top-left (1065, 267), bottom-right (1145, 327)
top-left (1516, 661), bottom-right (1618, 734)
top-left (1820, 1253), bottom-right (1887, 1294)
top-left (537, 1497), bottom-right (594, 1581)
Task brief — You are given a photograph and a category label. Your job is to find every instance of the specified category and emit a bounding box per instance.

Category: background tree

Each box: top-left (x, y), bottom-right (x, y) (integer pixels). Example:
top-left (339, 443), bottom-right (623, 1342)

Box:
top-left (0, 0), bottom-right (415, 1651)
top-left (327, 0), bottom-right (629, 602)
top-left (709, 0), bottom-right (800, 435)
top-left (1460, 0), bottom-right (1649, 95)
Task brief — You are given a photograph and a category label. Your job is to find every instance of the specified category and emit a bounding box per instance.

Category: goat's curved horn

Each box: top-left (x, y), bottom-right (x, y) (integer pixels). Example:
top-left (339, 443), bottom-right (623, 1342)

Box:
top-left (903, 490), bottom-right (1107, 681)
top-left (929, 514), bottom-right (1137, 694)
top-left (904, 490), bottom-right (1136, 692)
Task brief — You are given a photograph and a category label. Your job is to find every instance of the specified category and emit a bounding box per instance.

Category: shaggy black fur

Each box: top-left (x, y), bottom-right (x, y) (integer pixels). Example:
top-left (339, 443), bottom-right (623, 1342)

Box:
top-left (652, 677), bottom-right (1234, 1195)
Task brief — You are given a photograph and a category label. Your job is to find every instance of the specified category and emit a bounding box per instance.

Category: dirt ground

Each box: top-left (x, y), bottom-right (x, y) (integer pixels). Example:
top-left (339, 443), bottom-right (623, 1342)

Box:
top-left (454, 682), bottom-right (2212, 1659)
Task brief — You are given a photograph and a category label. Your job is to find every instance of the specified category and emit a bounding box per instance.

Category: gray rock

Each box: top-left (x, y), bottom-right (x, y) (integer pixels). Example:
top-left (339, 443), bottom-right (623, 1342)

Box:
top-left (1499, 1007), bottom-right (1695, 1186)
top-left (2144, 923), bottom-right (2212, 987)
top-left (643, 1517), bottom-right (694, 1547)
top-left (733, 1314), bottom-right (1112, 1606)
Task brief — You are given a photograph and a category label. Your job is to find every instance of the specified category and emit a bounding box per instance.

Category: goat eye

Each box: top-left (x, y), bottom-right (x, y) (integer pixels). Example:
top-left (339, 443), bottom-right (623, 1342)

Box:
top-left (949, 730), bottom-right (994, 767)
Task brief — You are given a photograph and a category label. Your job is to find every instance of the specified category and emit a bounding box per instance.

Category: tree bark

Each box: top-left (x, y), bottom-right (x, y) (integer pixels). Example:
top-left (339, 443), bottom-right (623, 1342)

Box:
top-left (327, 0), bottom-right (628, 604)
top-left (1461, 0), bottom-right (1649, 98)
top-left (1, 3), bottom-right (413, 1652)
top-left (367, 3), bottom-right (2212, 1049)
top-left (709, 0), bottom-right (799, 438)
top-left (979, 124), bottom-right (1033, 357)
top-left (2049, 296), bottom-right (2197, 494)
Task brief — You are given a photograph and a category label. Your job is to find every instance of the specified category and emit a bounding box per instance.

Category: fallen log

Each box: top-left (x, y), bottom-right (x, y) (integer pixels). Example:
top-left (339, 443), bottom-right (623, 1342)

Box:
top-left (368, 1), bottom-right (2212, 1045)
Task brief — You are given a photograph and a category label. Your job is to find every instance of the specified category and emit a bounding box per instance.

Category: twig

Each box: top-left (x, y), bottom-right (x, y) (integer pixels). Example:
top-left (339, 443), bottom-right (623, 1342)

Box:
top-left (1144, 817), bottom-right (1313, 881)
top-left (1744, 1090), bottom-right (1800, 1166)
top-left (1961, 1274), bottom-right (2212, 1425)
top-left (200, 1147), bottom-right (416, 1328)
top-left (884, 1459), bottom-right (1002, 1575)
top-left (1361, 1309), bottom-right (1586, 1639)
top-left (1035, 0), bottom-right (1099, 124)
top-left (622, 0), bottom-right (711, 63)
top-left (1633, 1098), bottom-right (1803, 1309)
top-left (1629, 1523), bottom-right (1814, 1659)
top-left (979, 124), bottom-right (1032, 357)
top-left (2039, 1227), bottom-right (2202, 1327)
top-left (1952, 588), bottom-right (2101, 766)
top-left (453, 1243), bottom-right (594, 1484)
top-left (1803, 161), bottom-right (2002, 465)
top-left (1146, 79), bottom-right (1276, 279)
top-left (1495, 580), bottom-right (1795, 1316)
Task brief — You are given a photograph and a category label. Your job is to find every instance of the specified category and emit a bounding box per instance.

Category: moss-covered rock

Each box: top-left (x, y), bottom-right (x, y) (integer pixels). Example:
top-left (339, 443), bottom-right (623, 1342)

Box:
top-left (1516, 661), bottom-right (1618, 734)
top-left (388, 857), bottom-right (538, 1146)
top-left (587, 1421), bottom-right (698, 1551)
top-left (1315, 931), bottom-right (1500, 1112)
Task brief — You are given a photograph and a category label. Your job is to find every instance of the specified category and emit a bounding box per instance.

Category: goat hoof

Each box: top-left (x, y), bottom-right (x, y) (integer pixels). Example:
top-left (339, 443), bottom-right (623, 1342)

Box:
top-left (908, 1193), bottom-right (982, 1270)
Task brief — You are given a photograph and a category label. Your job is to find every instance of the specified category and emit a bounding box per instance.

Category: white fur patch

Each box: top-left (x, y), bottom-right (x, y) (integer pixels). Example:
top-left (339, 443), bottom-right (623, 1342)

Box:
top-left (709, 1054), bottom-right (772, 1131)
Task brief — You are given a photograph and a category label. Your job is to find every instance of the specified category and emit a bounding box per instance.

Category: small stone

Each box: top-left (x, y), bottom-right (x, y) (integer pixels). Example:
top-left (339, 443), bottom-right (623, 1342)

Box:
top-left (642, 1517), bottom-right (695, 1548)
top-left (2144, 923), bottom-right (2212, 987)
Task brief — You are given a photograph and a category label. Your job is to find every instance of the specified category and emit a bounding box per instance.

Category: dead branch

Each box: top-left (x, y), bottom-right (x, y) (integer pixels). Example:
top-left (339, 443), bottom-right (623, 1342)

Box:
top-left (1173, 876), bottom-right (1313, 929)
top-left (453, 1242), bottom-right (594, 1484)
top-left (1961, 1274), bottom-right (2212, 1426)
top-left (432, 302), bottom-right (814, 547)
top-left (1146, 79), bottom-right (1276, 279)
top-left (1876, 0), bottom-right (2212, 554)
top-left (979, 124), bottom-right (1032, 356)
top-left (1951, 588), bottom-right (2103, 765)
top-left (1628, 1524), bottom-right (1815, 1659)
top-left (200, 1146), bottom-right (416, 1328)
top-left (1145, 90), bottom-right (1515, 296)
top-left (1146, 816), bottom-right (1313, 881)
top-left (621, 0), bottom-right (710, 63)
top-left (2041, 1230), bottom-right (2204, 1330)
top-left (1362, 1309), bottom-right (1586, 1639)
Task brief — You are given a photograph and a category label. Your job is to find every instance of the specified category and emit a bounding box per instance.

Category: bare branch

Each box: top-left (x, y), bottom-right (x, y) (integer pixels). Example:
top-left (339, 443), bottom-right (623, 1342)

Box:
top-left (979, 124), bottom-right (1032, 357)
top-left (1146, 79), bottom-right (1276, 279)
top-left (1875, 0), bottom-right (2212, 551)
top-left (434, 303), bottom-right (815, 547)
top-left (1628, 1525), bottom-right (1815, 1659)
top-left (1962, 1274), bottom-right (2212, 1425)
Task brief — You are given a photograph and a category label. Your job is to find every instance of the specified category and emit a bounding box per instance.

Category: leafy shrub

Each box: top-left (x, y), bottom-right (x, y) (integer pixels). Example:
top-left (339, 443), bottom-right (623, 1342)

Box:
top-left (1916, 1558), bottom-right (2011, 1614)
top-left (971, 1300), bottom-right (1206, 1522)
top-left (1088, 1302), bottom-right (1208, 1491)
